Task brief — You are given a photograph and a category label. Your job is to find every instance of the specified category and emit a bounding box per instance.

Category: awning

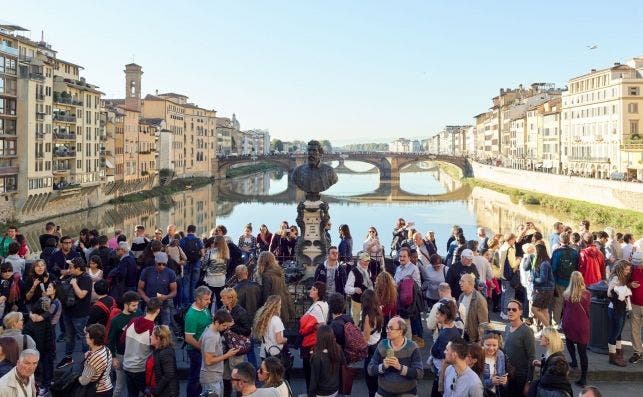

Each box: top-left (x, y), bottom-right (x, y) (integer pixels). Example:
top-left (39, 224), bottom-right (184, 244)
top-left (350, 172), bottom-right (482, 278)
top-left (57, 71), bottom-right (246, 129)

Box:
top-left (543, 160), bottom-right (553, 169)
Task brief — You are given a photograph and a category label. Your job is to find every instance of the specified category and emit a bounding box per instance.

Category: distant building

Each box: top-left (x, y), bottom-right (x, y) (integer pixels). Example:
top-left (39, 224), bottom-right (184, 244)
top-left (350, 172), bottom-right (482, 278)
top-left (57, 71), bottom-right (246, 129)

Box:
top-left (561, 58), bottom-right (643, 180)
top-left (389, 138), bottom-right (421, 153)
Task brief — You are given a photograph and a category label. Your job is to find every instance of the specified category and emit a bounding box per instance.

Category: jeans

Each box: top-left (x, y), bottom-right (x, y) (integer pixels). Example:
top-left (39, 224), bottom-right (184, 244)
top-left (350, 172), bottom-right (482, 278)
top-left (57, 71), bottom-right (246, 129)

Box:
top-left (202, 380), bottom-right (223, 396)
top-left (63, 314), bottom-right (88, 355)
top-left (187, 348), bottom-right (202, 396)
top-left (501, 280), bottom-right (516, 316)
top-left (182, 260), bottom-right (202, 307)
top-left (246, 339), bottom-right (258, 369)
top-left (411, 315), bottom-right (423, 338)
top-left (158, 300), bottom-right (172, 326)
top-left (125, 370), bottom-right (146, 397)
top-left (608, 307), bottom-right (626, 345)
top-left (113, 354), bottom-right (126, 397)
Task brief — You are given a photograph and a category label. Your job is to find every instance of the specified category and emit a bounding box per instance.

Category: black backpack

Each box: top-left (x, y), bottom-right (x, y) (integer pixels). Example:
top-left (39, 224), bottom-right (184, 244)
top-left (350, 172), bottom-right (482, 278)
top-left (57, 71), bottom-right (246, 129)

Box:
top-left (183, 238), bottom-right (202, 262)
top-left (554, 247), bottom-right (576, 281)
top-left (57, 280), bottom-right (77, 308)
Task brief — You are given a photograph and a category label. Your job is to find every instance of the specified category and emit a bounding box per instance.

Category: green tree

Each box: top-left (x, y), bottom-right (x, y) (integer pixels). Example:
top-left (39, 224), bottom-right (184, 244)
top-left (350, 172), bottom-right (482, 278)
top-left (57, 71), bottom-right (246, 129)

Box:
top-left (271, 139), bottom-right (284, 152)
top-left (320, 139), bottom-right (333, 153)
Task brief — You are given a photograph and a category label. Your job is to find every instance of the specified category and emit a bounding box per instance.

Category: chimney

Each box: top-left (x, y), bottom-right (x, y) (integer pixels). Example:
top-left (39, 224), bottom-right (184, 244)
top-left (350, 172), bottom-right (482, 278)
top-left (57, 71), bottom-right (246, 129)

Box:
top-left (614, 62), bottom-right (621, 66)
top-left (155, 89), bottom-right (158, 95)
top-left (591, 69), bottom-right (596, 72)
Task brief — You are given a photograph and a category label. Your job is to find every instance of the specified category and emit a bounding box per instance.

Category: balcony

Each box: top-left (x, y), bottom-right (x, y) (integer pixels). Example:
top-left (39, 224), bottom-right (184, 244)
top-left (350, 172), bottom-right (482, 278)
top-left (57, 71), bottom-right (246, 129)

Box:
top-left (35, 111), bottom-right (45, 121)
top-left (53, 131), bottom-right (76, 141)
top-left (0, 43), bottom-right (18, 57)
top-left (0, 166), bottom-right (18, 176)
top-left (621, 136), bottom-right (643, 151)
top-left (53, 93), bottom-right (83, 107)
top-left (18, 54), bottom-right (32, 62)
top-left (53, 149), bottom-right (76, 158)
top-left (568, 156), bottom-right (610, 163)
top-left (53, 181), bottom-right (80, 191)
top-left (53, 112), bottom-right (77, 123)
top-left (53, 164), bottom-right (71, 173)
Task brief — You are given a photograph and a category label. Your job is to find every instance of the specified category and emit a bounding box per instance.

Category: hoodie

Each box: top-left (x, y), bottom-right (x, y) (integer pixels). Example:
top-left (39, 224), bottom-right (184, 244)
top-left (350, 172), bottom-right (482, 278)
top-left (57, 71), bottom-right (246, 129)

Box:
top-left (122, 316), bottom-right (155, 373)
top-left (579, 245), bottom-right (605, 286)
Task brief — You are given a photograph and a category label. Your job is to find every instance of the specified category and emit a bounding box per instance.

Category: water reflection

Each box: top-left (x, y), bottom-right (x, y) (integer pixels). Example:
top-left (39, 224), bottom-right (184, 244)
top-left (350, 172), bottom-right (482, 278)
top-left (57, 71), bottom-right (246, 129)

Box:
top-left (18, 167), bottom-right (580, 257)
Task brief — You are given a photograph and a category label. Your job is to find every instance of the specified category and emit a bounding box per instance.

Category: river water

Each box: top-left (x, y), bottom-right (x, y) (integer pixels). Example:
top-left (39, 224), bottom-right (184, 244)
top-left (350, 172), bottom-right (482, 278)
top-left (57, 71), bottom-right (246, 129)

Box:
top-left (19, 161), bottom-right (571, 256)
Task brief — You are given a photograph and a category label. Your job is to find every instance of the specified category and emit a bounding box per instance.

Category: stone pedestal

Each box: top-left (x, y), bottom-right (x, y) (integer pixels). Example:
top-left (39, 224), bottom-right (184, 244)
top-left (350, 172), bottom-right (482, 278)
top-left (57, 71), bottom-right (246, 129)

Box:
top-left (295, 200), bottom-right (331, 266)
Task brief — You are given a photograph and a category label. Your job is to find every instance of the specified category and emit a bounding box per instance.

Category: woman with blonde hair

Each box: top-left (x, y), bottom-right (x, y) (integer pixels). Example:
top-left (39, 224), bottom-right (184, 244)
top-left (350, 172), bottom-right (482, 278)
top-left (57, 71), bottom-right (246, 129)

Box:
top-left (253, 295), bottom-right (288, 360)
top-left (606, 259), bottom-right (632, 367)
top-left (530, 327), bottom-right (572, 397)
top-left (257, 251), bottom-right (294, 321)
top-left (374, 271), bottom-right (397, 337)
top-left (561, 271), bottom-right (590, 386)
top-left (149, 325), bottom-right (178, 397)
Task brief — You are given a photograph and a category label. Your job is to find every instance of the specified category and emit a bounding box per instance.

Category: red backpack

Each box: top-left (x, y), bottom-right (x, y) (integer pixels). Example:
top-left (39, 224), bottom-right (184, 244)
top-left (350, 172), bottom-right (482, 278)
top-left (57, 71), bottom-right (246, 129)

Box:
top-left (399, 277), bottom-right (415, 307)
top-left (95, 297), bottom-right (121, 343)
top-left (343, 321), bottom-right (368, 364)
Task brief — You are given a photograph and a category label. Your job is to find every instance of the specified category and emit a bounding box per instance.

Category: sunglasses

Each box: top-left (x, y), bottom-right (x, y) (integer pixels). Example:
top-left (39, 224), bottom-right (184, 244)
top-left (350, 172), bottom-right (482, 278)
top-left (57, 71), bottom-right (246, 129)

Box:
top-left (258, 367), bottom-right (268, 374)
top-left (506, 307), bottom-right (520, 312)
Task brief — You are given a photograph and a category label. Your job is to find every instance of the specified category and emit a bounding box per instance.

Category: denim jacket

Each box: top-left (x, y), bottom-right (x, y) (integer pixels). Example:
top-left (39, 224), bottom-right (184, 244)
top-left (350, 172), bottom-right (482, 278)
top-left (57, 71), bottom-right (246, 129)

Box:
top-left (483, 349), bottom-right (507, 389)
top-left (533, 260), bottom-right (555, 291)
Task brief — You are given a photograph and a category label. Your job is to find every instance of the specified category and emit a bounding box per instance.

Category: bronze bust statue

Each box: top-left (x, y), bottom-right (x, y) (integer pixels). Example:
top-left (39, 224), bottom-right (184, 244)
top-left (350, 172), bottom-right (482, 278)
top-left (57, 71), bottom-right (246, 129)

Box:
top-left (291, 140), bottom-right (338, 201)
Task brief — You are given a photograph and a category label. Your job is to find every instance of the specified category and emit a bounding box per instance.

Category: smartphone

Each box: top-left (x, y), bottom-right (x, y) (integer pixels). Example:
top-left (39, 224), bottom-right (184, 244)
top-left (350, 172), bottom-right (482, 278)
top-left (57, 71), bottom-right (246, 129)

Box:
top-left (386, 348), bottom-right (395, 358)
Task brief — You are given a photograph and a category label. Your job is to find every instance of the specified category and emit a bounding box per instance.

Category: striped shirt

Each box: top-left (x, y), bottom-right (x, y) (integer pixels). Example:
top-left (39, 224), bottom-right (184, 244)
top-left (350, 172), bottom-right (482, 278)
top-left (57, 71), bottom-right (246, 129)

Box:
top-left (79, 345), bottom-right (113, 392)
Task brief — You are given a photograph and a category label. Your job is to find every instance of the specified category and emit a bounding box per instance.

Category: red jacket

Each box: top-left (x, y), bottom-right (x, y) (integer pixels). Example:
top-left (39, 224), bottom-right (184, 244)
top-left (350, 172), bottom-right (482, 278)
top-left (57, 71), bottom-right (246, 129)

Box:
top-left (579, 245), bottom-right (604, 286)
top-left (631, 265), bottom-right (643, 306)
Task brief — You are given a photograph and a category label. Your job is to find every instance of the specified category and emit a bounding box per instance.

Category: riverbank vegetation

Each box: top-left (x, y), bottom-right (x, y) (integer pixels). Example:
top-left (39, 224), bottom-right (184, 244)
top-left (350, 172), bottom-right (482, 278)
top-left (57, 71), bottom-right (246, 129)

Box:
top-left (108, 176), bottom-right (213, 204)
top-left (462, 178), bottom-right (643, 233)
top-left (226, 163), bottom-right (281, 178)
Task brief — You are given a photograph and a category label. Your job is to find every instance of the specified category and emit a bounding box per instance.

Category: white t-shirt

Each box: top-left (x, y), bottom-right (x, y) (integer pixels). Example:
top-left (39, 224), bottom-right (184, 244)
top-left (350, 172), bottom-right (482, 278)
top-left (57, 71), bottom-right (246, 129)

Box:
top-left (306, 301), bottom-right (329, 324)
top-left (485, 356), bottom-right (497, 392)
top-left (274, 381), bottom-right (290, 397)
top-left (261, 315), bottom-right (285, 358)
top-left (246, 388), bottom-right (280, 397)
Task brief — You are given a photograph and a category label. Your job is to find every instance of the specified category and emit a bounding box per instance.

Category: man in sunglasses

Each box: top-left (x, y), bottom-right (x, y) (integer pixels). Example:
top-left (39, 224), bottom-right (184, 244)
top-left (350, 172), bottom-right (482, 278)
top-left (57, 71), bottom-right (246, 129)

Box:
top-left (443, 336), bottom-right (484, 397)
top-left (138, 252), bottom-right (177, 326)
top-left (503, 299), bottom-right (535, 397)
top-left (231, 362), bottom-right (278, 396)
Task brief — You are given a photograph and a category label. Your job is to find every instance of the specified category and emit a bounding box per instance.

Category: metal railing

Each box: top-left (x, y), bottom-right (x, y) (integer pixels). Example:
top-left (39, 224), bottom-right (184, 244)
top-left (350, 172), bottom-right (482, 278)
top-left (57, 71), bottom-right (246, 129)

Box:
top-left (0, 43), bottom-right (18, 56)
top-left (53, 132), bottom-right (76, 140)
top-left (53, 113), bottom-right (77, 123)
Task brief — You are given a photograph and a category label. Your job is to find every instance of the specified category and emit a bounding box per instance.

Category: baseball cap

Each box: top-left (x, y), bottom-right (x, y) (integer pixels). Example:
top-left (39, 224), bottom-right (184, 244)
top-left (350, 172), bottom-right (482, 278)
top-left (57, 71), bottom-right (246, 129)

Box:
top-left (461, 249), bottom-right (474, 259)
top-left (359, 252), bottom-right (371, 261)
top-left (154, 252), bottom-right (168, 264)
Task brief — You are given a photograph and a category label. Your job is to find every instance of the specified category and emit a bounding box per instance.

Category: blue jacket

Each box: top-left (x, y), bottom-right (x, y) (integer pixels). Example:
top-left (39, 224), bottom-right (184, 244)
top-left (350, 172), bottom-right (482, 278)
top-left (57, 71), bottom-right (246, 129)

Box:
top-left (534, 260), bottom-right (555, 291)
top-left (109, 254), bottom-right (139, 288)
top-left (483, 349), bottom-right (507, 390)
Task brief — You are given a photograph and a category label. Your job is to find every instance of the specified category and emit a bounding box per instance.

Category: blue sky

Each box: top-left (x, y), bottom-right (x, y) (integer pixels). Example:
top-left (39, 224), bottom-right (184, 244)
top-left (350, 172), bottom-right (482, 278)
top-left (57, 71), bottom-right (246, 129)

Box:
top-left (4, 1), bottom-right (643, 144)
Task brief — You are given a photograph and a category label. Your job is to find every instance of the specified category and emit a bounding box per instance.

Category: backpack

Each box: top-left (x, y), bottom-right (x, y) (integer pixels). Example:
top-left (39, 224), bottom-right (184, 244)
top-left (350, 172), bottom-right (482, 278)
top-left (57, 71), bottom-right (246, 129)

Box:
top-left (343, 320), bottom-right (368, 363)
top-left (99, 299), bottom-right (122, 343)
top-left (183, 237), bottom-right (202, 262)
top-left (399, 277), bottom-right (415, 307)
top-left (58, 280), bottom-right (77, 308)
top-left (554, 247), bottom-right (576, 281)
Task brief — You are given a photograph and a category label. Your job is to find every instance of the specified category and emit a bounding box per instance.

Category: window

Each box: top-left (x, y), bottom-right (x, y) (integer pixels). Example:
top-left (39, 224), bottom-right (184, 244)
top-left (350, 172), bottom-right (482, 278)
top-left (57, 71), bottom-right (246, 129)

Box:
top-left (631, 120), bottom-right (639, 134)
top-left (628, 103), bottom-right (639, 113)
top-left (629, 87), bottom-right (640, 96)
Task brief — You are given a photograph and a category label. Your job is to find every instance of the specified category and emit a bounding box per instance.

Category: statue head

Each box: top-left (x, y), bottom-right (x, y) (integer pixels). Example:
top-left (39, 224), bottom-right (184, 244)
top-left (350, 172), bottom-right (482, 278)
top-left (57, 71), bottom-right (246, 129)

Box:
top-left (307, 140), bottom-right (323, 167)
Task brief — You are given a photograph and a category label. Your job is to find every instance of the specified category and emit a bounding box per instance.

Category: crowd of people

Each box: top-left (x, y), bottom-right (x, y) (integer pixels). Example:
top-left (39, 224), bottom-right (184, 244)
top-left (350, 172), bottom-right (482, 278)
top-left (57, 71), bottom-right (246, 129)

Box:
top-left (0, 217), bottom-right (637, 397)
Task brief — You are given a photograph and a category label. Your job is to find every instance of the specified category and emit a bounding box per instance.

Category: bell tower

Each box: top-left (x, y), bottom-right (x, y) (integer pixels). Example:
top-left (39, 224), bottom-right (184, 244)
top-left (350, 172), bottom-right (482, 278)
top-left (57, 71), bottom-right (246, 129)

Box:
top-left (124, 63), bottom-right (143, 111)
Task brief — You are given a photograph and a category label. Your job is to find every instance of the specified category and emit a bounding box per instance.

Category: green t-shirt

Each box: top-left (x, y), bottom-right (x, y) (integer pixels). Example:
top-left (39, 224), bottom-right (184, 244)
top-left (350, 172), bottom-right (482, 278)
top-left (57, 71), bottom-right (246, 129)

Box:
top-left (185, 305), bottom-right (212, 350)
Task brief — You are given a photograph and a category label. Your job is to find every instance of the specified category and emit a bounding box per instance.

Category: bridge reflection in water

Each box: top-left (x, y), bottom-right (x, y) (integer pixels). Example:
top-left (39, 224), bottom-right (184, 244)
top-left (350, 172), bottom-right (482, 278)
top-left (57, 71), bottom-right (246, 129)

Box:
top-left (16, 165), bottom-right (576, 257)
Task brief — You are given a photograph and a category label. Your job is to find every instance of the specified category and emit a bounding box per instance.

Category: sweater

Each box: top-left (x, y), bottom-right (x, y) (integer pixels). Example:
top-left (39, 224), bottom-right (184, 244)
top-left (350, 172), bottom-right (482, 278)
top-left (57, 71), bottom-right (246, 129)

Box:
top-left (503, 323), bottom-right (535, 378)
top-left (122, 316), bottom-right (155, 372)
top-left (561, 290), bottom-right (591, 344)
top-left (23, 318), bottom-right (54, 354)
top-left (367, 338), bottom-right (424, 397)
top-left (107, 311), bottom-right (136, 355)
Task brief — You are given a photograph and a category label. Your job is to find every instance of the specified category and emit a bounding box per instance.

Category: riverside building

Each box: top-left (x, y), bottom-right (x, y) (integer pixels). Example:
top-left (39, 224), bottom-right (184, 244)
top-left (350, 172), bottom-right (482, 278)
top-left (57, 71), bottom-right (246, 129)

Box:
top-left (561, 57), bottom-right (643, 180)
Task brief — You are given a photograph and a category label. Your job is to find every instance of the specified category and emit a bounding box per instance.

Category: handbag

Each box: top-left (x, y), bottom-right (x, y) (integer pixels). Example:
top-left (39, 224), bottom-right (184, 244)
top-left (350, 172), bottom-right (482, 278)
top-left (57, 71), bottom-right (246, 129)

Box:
top-left (223, 329), bottom-right (252, 355)
top-left (263, 339), bottom-right (294, 371)
top-left (73, 363), bottom-right (108, 397)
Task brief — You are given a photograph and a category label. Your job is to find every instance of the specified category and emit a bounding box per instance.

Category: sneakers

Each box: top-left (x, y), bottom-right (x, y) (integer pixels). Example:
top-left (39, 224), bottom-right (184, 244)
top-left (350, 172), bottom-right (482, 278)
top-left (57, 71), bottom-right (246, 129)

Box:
top-left (629, 352), bottom-right (642, 364)
top-left (56, 356), bottom-right (73, 369)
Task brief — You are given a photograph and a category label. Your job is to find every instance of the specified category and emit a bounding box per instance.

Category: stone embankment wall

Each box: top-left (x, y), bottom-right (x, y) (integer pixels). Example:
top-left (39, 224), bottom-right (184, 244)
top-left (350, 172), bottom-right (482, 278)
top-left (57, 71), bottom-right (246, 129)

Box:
top-left (471, 161), bottom-right (643, 212)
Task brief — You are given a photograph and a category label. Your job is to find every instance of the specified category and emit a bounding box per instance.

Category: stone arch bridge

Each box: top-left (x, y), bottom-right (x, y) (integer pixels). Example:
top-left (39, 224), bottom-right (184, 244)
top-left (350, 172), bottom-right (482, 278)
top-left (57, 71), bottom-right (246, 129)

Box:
top-left (215, 152), bottom-right (472, 182)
